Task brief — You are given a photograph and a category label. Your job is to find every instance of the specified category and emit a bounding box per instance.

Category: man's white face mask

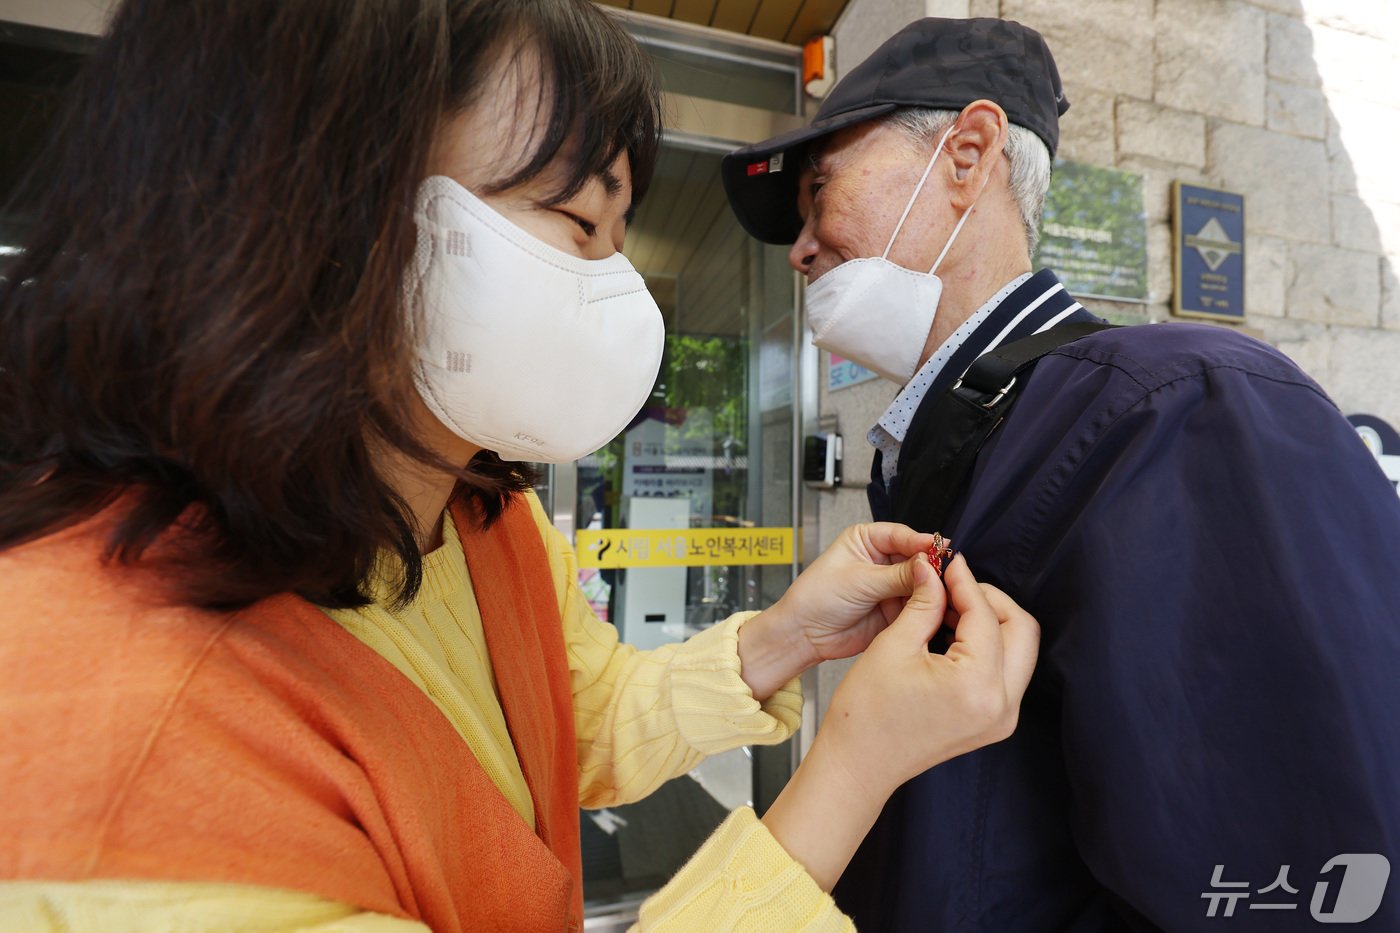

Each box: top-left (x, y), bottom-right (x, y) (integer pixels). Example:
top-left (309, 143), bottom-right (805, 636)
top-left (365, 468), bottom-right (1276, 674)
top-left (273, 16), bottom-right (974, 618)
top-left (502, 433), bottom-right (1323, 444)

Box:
top-left (405, 175), bottom-right (665, 463)
top-left (804, 123), bottom-right (983, 385)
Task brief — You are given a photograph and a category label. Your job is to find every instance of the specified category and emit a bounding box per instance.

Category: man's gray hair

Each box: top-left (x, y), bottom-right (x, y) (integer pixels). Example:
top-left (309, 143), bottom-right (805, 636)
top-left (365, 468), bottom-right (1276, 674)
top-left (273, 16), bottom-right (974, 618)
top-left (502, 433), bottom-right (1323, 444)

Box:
top-left (882, 108), bottom-right (1052, 255)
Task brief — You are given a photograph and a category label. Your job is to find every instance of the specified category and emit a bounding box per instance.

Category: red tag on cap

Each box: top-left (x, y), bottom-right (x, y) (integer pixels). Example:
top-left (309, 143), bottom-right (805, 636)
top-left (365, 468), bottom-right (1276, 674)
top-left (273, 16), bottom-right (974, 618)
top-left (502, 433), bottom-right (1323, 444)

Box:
top-left (747, 161), bottom-right (769, 176)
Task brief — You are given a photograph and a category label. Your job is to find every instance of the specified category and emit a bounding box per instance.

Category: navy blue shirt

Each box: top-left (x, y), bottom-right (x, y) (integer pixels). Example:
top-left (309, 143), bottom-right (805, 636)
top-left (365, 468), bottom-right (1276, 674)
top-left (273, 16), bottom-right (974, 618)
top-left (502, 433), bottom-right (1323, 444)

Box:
top-left (840, 270), bottom-right (1400, 930)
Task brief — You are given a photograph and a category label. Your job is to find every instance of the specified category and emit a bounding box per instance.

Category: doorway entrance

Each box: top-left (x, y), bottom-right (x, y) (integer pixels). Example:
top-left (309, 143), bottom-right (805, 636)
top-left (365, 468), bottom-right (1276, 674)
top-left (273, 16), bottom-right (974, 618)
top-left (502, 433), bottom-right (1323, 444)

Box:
top-left (534, 11), bottom-right (808, 923)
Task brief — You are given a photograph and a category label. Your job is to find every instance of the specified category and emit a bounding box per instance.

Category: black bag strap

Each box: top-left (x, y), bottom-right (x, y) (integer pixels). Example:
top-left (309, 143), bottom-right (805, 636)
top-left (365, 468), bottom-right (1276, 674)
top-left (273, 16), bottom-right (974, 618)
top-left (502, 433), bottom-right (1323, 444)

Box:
top-left (891, 321), bottom-right (1118, 533)
top-left (958, 321), bottom-right (1115, 394)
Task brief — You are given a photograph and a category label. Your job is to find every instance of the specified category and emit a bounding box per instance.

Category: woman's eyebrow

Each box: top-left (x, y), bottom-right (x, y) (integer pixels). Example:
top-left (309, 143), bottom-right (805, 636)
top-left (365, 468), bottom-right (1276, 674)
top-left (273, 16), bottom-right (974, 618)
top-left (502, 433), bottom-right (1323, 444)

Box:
top-left (600, 168), bottom-right (624, 198)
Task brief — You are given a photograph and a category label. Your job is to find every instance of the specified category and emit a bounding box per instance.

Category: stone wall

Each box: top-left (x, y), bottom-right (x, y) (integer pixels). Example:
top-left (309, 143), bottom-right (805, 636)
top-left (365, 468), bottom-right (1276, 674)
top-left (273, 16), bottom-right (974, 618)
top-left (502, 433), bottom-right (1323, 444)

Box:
top-left (1009, 0), bottom-right (1398, 423)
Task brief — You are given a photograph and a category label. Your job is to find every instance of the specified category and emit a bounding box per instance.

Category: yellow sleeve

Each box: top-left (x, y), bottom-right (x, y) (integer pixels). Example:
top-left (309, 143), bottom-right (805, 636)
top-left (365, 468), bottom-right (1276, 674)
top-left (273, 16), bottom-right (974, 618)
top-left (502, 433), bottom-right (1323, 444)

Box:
top-left (633, 808), bottom-right (854, 932)
top-left (523, 493), bottom-right (803, 808)
top-left (0, 881), bottom-right (428, 933)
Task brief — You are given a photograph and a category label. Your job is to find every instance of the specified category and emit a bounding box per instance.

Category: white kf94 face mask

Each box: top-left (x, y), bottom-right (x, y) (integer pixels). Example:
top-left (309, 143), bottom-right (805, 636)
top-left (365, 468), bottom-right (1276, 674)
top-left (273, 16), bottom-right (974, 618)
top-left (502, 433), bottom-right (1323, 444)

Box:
top-left (804, 124), bottom-right (982, 385)
top-left (405, 175), bottom-right (664, 463)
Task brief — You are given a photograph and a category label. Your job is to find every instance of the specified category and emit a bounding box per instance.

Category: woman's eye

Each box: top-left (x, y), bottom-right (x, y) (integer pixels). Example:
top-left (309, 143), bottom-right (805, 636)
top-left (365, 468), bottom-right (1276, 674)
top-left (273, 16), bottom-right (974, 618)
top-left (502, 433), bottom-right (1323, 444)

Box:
top-left (562, 211), bottom-right (597, 237)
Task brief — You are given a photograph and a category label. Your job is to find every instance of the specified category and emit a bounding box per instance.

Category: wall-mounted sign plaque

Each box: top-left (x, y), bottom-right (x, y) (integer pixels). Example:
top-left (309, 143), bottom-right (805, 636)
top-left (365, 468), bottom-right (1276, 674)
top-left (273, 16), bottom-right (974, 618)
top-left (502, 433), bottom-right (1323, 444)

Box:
top-left (1173, 182), bottom-right (1246, 321)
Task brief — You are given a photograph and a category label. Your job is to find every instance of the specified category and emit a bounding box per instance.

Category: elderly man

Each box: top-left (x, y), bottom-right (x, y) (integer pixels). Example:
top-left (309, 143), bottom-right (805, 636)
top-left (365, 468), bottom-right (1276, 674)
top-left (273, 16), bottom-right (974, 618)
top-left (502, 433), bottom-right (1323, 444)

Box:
top-left (724, 17), bottom-right (1400, 931)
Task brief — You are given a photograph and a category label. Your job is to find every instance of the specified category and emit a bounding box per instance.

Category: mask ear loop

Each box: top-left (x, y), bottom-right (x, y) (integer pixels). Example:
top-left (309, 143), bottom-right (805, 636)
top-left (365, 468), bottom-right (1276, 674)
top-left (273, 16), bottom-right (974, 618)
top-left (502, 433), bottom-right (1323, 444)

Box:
top-left (929, 139), bottom-right (997, 275)
top-left (928, 195), bottom-right (976, 275)
top-left (880, 123), bottom-right (960, 261)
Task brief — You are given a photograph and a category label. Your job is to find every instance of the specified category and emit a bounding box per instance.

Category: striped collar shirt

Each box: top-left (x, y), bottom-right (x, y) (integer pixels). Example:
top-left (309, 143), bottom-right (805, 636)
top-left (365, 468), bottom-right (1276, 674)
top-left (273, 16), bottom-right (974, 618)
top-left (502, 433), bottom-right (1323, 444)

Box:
top-left (869, 269), bottom-right (1088, 487)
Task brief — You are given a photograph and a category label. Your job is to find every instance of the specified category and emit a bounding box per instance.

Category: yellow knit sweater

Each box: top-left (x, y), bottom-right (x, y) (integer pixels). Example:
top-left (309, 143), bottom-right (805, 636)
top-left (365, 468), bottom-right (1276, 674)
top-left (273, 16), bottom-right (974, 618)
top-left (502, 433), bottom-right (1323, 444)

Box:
top-left (0, 492), bottom-right (854, 931)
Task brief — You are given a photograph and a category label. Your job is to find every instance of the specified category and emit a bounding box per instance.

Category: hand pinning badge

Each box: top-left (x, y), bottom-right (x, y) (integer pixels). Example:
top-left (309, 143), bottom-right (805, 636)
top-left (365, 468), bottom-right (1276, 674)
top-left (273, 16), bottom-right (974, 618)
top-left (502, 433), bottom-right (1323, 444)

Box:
top-left (928, 533), bottom-right (953, 578)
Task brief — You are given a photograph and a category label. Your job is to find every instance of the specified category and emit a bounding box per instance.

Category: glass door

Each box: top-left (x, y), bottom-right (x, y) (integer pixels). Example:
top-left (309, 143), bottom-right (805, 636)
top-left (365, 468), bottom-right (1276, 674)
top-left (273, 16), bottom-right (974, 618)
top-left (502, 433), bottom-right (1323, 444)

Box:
top-left (536, 16), bottom-right (808, 924)
top-left (552, 140), bottom-right (800, 914)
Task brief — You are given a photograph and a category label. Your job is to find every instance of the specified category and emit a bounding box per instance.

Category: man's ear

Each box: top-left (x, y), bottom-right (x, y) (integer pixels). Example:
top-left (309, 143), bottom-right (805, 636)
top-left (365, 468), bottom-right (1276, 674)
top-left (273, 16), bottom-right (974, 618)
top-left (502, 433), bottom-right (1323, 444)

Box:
top-left (947, 100), bottom-right (1008, 210)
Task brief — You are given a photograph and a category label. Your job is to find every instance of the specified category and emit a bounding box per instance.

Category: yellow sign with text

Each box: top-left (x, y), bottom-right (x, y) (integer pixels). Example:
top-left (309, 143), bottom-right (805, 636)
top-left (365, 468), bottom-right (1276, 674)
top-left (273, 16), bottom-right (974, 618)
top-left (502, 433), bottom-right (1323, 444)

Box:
top-left (576, 527), bottom-right (795, 569)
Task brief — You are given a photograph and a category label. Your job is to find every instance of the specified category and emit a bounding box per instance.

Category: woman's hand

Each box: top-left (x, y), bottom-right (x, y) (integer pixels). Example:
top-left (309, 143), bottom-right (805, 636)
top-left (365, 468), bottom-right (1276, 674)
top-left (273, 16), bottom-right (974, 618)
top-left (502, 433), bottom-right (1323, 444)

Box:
top-left (815, 551), bottom-right (1039, 798)
top-left (736, 523), bottom-right (939, 698)
top-left (759, 553), bottom-right (1039, 890)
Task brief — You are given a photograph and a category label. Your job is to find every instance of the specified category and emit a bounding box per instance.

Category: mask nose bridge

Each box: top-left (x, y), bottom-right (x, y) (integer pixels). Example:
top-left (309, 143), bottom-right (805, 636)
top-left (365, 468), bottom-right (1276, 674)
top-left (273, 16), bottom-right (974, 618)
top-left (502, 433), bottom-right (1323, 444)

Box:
top-left (582, 257), bottom-right (648, 304)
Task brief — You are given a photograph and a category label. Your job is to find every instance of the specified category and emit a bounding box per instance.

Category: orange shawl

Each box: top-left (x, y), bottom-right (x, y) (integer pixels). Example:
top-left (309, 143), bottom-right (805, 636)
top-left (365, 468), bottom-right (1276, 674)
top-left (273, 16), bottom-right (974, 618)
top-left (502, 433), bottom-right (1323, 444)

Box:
top-left (0, 495), bottom-right (583, 931)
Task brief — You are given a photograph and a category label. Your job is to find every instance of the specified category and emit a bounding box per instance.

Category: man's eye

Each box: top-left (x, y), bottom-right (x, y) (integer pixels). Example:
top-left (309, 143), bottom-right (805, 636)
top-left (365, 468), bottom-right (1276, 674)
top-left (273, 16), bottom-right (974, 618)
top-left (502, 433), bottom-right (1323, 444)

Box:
top-left (809, 181), bottom-right (825, 199)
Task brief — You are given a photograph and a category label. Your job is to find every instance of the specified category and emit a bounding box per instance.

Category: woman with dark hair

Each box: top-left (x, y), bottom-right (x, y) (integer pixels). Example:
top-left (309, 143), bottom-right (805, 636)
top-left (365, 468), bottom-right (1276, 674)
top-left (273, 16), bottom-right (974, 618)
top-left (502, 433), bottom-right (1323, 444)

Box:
top-left (0, 1), bottom-right (1038, 929)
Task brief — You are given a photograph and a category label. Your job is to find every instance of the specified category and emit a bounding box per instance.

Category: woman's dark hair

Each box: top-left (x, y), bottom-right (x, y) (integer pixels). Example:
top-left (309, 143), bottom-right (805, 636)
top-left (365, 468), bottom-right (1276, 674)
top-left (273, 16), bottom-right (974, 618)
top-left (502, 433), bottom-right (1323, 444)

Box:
top-left (0, 0), bottom-right (662, 608)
